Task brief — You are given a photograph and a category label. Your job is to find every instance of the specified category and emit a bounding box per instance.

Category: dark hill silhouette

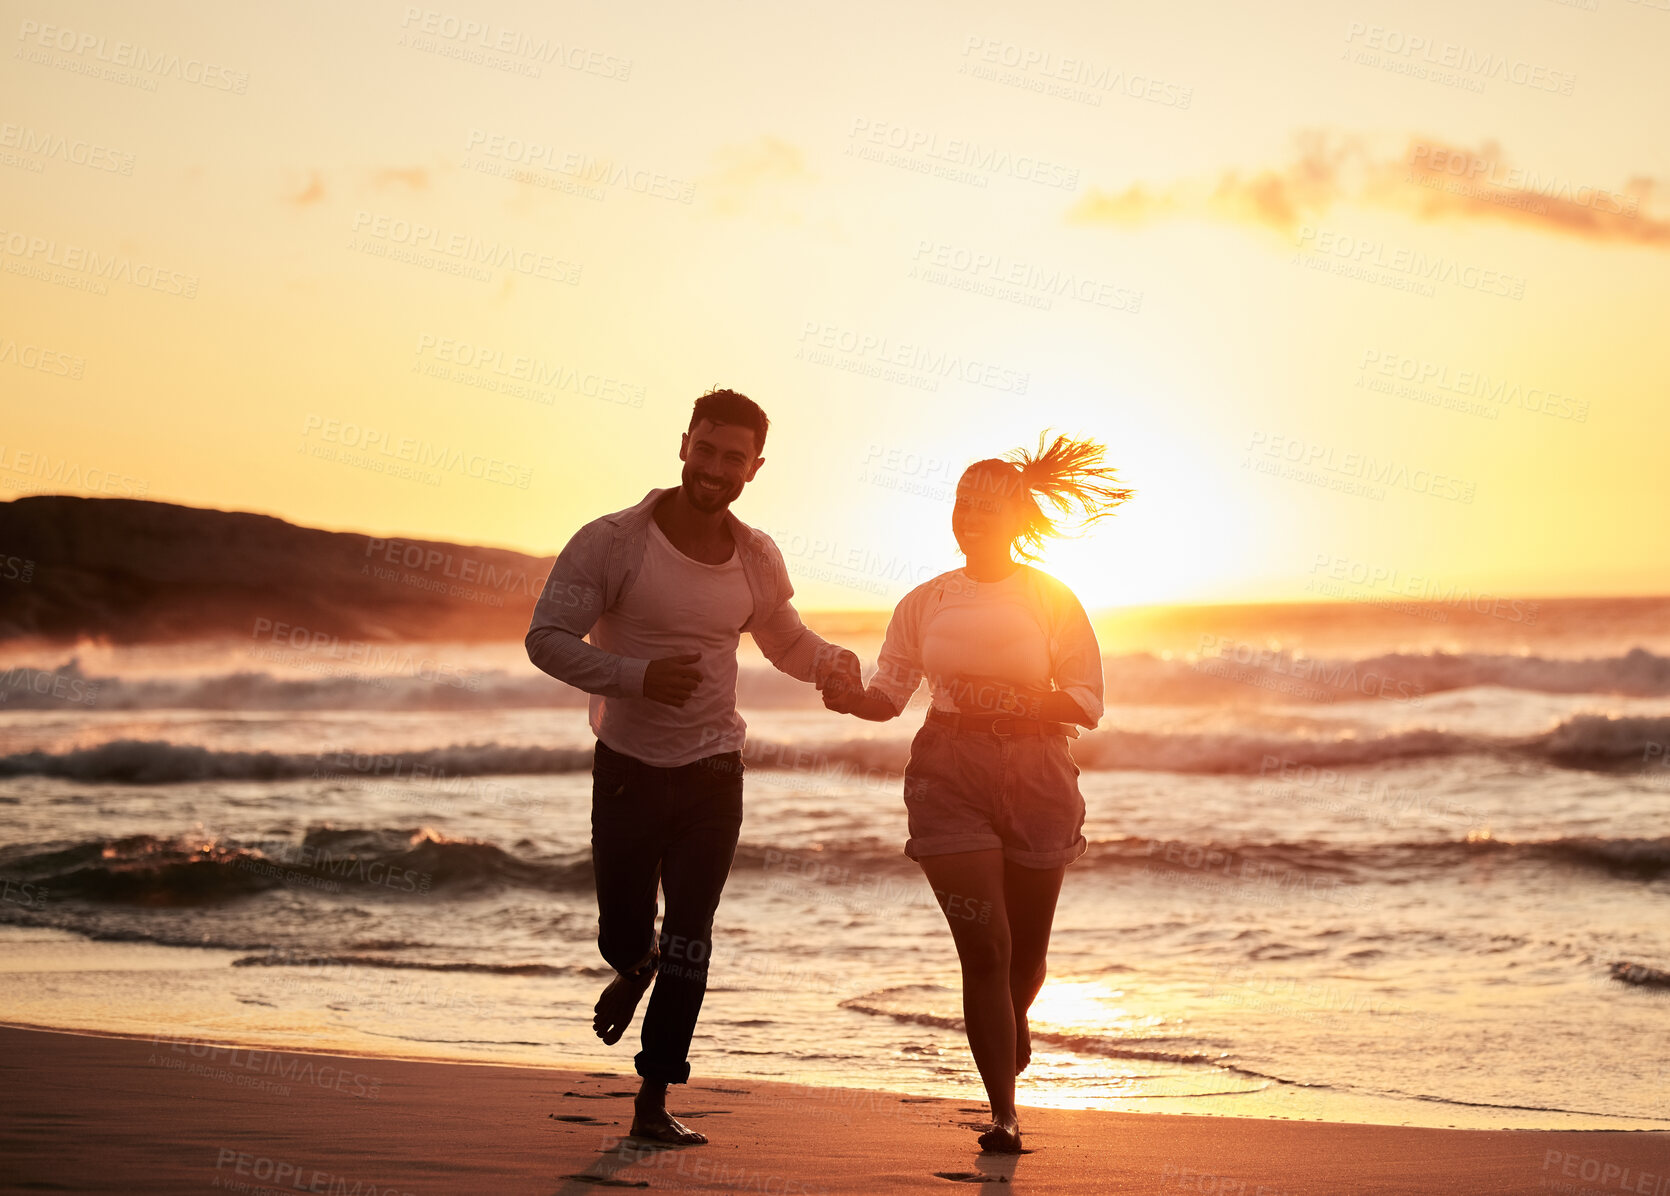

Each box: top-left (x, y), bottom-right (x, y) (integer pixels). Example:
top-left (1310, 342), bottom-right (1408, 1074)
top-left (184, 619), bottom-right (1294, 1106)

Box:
top-left (0, 496), bottom-right (553, 644)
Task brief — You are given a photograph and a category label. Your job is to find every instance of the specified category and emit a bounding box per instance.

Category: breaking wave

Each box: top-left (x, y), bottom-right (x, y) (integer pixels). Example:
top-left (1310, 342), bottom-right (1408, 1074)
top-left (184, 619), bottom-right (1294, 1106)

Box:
top-left (4, 646), bottom-right (1670, 713)
top-left (6, 711), bottom-right (1669, 783)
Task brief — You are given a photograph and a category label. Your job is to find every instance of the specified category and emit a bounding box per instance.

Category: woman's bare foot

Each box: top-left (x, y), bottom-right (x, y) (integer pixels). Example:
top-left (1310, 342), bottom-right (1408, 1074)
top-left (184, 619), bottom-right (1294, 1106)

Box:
top-left (593, 959), bottom-right (656, 1045)
top-left (1015, 1012), bottom-right (1032, 1074)
top-left (977, 1113), bottom-right (1023, 1153)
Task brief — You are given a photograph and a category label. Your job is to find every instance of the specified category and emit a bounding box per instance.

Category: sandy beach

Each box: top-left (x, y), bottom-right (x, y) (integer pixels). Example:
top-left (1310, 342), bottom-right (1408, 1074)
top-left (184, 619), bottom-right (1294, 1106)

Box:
top-left (2, 1024), bottom-right (1664, 1195)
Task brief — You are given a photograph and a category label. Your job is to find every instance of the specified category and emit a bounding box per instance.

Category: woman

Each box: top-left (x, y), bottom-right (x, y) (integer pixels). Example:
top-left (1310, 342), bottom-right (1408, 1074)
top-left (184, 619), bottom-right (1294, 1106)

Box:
top-left (823, 432), bottom-right (1131, 1153)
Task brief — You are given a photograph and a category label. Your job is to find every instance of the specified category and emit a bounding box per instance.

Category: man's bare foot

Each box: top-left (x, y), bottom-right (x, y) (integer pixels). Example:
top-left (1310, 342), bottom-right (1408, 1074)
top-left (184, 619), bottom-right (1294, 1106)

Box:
top-left (593, 960), bottom-right (656, 1045)
top-left (1015, 1013), bottom-right (1032, 1074)
top-left (629, 1106), bottom-right (707, 1145)
top-left (977, 1114), bottom-right (1023, 1153)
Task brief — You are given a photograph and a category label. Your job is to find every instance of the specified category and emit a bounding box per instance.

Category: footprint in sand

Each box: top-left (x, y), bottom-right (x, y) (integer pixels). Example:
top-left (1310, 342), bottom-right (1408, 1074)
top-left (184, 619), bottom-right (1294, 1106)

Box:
top-left (564, 1089), bottom-right (641, 1099)
top-left (549, 1114), bottom-right (605, 1124)
top-left (934, 1172), bottom-right (1010, 1184)
top-left (561, 1175), bottom-right (649, 1188)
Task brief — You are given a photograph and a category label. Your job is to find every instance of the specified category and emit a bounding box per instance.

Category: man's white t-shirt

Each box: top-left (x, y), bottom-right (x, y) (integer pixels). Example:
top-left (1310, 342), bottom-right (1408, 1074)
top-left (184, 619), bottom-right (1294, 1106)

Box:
top-left (586, 517), bottom-right (753, 766)
top-left (871, 566), bottom-right (1104, 726)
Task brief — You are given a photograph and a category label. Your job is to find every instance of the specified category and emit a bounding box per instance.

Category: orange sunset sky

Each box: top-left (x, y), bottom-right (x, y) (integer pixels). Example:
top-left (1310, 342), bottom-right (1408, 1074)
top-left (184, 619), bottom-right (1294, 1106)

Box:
top-left (3, 0), bottom-right (1667, 611)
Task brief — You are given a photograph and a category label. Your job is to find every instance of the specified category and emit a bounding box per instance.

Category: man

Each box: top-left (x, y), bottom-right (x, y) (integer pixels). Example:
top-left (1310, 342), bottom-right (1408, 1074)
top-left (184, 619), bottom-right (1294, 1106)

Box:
top-left (525, 388), bottom-right (862, 1144)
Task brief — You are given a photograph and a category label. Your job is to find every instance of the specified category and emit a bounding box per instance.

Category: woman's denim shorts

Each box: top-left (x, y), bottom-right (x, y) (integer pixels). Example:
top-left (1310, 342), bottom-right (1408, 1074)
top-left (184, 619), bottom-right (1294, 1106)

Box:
top-left (900, 716), bottom-right (1088, 869)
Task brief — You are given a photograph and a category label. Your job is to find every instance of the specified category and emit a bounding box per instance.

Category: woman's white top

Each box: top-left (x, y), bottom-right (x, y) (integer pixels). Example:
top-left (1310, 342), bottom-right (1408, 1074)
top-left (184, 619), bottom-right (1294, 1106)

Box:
top-left (870, 565), bottom-right (1104, 726)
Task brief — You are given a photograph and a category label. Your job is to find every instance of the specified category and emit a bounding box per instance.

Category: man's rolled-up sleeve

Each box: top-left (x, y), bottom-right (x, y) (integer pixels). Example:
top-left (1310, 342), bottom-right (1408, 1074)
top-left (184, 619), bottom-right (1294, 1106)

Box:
top-left (524, 521), bottom-right (650, 698)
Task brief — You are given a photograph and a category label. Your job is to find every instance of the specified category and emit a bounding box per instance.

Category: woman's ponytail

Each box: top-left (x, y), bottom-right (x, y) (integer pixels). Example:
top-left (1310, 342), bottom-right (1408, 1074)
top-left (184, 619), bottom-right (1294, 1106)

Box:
top-left (968, 431), bottom-right (1132, 561)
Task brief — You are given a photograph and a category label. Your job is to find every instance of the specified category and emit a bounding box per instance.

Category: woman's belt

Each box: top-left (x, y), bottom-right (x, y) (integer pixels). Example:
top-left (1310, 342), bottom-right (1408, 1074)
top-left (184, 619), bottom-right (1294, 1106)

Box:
top-left (925, 707), bottom-right (1079, 739)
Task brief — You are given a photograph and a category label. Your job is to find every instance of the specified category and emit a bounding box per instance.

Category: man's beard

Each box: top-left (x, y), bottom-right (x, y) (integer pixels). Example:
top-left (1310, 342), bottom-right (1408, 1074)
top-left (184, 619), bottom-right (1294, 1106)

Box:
top-left (681, 463), bottom-right (740, 512)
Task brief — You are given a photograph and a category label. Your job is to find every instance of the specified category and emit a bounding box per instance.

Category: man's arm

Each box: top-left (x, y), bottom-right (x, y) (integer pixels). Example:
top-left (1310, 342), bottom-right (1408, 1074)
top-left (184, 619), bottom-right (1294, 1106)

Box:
top-left (744, 533), bottom-right (858, 687)
top-left (524, 520), bottom-right (652, 699)
top-left (748, 596), bottom-right (857, 687)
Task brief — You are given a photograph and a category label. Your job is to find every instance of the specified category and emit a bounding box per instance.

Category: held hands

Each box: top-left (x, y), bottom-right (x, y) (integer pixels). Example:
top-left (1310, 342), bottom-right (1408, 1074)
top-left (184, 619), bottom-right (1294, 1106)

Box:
top-left (821, 675), bottom-right (866, 715)
top-left (818, 648), bottom-right (865, 715)
top-left (816, 648), bottom-right (862, 693)
top-left (644, 653), bottom-right (702, 707)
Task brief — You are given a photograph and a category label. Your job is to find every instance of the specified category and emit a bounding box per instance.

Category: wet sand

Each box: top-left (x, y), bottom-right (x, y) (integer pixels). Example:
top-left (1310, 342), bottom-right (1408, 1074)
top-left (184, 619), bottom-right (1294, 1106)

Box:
top-left (2, 1024), bottom-right (1666, 1194)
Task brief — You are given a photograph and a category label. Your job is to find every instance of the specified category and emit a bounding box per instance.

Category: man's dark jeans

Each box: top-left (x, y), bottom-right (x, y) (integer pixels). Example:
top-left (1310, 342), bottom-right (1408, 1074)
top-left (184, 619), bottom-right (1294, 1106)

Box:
top-left (590, 738), bottom-right (744, 1085)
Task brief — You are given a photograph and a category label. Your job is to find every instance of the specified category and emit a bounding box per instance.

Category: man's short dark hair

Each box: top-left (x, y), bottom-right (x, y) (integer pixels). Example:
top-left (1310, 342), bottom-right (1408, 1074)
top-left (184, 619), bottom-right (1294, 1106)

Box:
top-left (689, 388), bottom-right (768, 454)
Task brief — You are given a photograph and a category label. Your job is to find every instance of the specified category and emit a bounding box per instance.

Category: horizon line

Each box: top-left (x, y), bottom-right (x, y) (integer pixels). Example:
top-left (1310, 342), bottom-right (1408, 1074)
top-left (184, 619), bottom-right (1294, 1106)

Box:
top-left (8, 491), bottom-right (1665, 612)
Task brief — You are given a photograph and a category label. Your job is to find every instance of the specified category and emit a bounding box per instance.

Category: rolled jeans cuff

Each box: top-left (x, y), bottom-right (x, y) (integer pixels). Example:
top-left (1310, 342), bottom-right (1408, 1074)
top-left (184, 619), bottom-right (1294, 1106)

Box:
top-left (635, 1051), bottom-right (692, 1085)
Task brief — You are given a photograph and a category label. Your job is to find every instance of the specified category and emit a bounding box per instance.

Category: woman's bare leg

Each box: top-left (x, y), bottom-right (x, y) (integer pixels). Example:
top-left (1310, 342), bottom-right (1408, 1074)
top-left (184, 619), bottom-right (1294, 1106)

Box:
top-left (1002, 860), bottom-right (1065, 1074)
top-left (917, 849), bottom-right (1024, 1151)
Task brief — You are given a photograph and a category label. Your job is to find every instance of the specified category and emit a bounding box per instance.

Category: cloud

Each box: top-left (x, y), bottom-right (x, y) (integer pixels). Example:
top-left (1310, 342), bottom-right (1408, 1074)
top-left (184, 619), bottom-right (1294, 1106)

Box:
top-left (372, 166), bottom-right (429, 191)
top-left (1070, 130), bottom-right (1666, 248)
top-left (708, 136), bottom-right (812, 189)
top-left (700, 136), bottom-right (818, 221)
top-left (286, 171), bottom-right (325, 207)
top-left (283, 165), bottom-right (437, 209)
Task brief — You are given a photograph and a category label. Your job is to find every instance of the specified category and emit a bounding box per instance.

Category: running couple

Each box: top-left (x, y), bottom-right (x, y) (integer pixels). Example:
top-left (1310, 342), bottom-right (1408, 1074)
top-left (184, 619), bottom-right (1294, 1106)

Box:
top-left (525, 388), bottom-right (1131, 1152)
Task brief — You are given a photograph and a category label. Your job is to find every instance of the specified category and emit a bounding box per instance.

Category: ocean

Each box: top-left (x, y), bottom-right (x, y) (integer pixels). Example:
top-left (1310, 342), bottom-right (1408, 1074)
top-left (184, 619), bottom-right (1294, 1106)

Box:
top-left (2, 595), bottom-right (1668, 1131)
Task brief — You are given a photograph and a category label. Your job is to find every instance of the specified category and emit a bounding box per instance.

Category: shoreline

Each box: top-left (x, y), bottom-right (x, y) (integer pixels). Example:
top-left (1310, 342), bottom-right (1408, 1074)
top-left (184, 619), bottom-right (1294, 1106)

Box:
top-left (3, 927), bottom-right (1668, 1136)
top-left (3, 1024), bottom-right (1667, 1195)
